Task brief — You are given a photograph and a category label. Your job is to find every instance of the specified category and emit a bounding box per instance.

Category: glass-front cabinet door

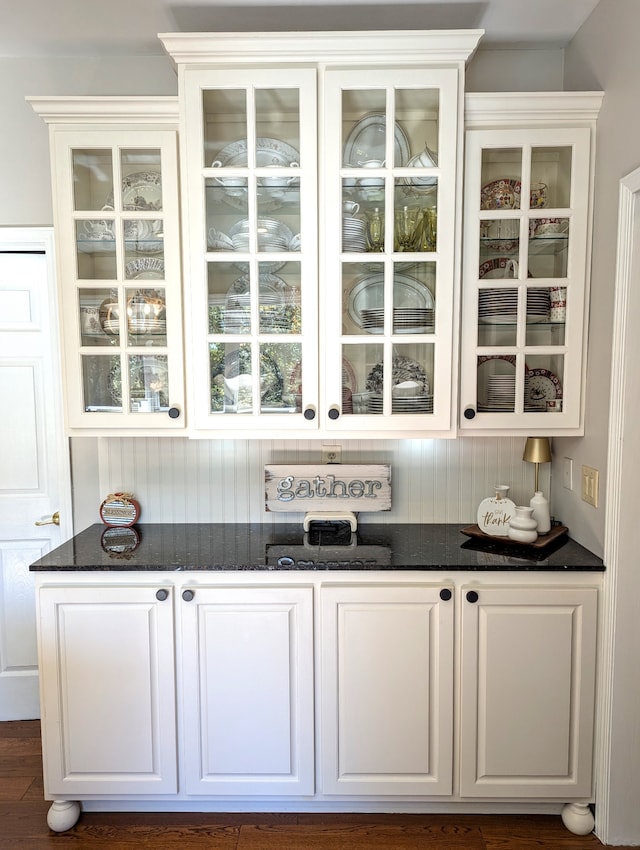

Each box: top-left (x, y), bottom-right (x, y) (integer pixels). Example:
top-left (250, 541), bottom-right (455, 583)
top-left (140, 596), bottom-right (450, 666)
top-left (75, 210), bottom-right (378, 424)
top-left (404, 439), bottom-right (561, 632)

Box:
top-left (51, 128), bottom-right (184, 431)
top-left (182, 68), bottom-right (318, 432)
top-left (323, 68), bottom-right (459, 434)
top-left (460, 126), bottom-right (592, 433)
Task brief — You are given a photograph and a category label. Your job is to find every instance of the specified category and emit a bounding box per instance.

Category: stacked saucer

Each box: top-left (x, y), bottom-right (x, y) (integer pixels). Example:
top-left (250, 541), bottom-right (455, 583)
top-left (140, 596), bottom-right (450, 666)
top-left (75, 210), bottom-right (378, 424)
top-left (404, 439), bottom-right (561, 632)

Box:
top-left (342, 215), bottom-right (367, 252)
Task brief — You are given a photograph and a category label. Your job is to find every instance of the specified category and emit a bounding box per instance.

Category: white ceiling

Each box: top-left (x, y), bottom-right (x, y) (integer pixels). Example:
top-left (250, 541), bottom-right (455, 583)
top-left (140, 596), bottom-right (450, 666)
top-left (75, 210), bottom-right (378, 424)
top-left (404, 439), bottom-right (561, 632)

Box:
top-left (0, 0), bottom-right (601, 58)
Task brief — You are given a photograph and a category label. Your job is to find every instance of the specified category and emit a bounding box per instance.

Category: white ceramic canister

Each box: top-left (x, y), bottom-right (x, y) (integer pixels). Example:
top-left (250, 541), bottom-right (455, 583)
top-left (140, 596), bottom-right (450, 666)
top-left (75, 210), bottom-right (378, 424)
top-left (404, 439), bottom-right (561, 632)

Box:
top-left (508, 506), bottom-right (538, 543)
top-left (529, 490), bottom-right (551, 534)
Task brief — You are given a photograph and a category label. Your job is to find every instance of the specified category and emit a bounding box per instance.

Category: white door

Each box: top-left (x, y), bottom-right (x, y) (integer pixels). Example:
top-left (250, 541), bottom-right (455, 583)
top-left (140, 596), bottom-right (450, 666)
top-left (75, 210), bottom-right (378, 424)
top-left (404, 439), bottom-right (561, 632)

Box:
top-left (320, 583), bottom-right (454, 795)
top-left (181, 584), bottom-right (315, 795)
top-left (0, 227), bottom-right (72, 720)
top-left (459, 584), bottom-right (597, 798)
top-left (38, 583), bottom-right (177, 795)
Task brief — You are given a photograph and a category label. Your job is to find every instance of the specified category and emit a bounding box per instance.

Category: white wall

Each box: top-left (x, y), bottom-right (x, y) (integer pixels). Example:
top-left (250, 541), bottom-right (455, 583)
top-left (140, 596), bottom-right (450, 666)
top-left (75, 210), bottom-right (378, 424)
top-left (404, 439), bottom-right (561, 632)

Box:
top-left (86, 435), bottom-right (546, 530)
top-left (550, 0), bottom-right (640, 557)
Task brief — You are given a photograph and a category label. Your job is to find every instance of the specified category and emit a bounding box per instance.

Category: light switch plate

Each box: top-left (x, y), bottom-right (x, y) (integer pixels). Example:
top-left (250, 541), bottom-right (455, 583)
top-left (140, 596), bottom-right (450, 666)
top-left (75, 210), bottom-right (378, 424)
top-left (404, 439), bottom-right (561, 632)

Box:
top-left (581, 465), bottom-right (599, 507)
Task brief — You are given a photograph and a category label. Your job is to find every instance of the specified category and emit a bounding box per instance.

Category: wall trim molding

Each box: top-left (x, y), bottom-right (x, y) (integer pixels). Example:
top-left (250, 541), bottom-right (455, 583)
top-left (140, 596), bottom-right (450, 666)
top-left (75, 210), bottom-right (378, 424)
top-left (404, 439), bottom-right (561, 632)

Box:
top-left (596, 165), bottom-right (640, 845)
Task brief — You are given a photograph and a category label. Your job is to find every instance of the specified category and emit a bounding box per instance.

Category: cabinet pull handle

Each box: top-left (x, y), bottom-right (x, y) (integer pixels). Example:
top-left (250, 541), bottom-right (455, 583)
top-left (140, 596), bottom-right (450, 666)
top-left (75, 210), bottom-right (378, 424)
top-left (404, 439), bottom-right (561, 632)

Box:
top-left (182, 589), bottom-right (195, 602)
top-left (466, 590), bottom-right (479, 603)
top-left (168, 406), bottom-right (181, 419)
top-left (303, 407), bottom-right (316, 421)
top-left (439, 588), bottom-right (452, 601)
top-left (156, 588), bottom-right (169, 601)
top-left (328, 407), bottom-right (340, 420)
top-left (463, 407), bottom-right (476, 420)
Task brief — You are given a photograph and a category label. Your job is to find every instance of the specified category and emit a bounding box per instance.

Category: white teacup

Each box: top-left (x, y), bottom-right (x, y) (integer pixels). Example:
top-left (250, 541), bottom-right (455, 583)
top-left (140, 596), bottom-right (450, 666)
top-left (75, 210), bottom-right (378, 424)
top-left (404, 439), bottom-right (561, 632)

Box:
top-left (343, 200), bottom-right (360, 215)
top-left (534, 218), bottom-right (569, 237)
top-left (83, 219), bottom-right (113, 240)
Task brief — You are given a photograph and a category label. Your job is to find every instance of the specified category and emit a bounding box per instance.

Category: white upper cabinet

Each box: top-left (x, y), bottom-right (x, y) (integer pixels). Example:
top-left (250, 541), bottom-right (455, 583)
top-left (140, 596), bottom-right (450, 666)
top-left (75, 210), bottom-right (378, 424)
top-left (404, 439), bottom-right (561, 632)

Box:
top-left (459, 93), bottom-right (602, 435)
top-left (29, 98), bottom-right (185, 434)
top-left (164, 30), bottom-right (482, 438)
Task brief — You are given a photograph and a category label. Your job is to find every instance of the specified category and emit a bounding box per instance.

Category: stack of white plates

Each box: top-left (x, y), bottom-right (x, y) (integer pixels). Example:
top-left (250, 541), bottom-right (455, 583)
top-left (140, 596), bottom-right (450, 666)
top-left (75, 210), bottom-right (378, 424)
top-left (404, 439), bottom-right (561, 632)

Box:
top-left (480, 375), bottom-right (516, 412)
top-left (359, 307), bottom-right (435, 333)
top-left (526, 288), bottom-right (551, 321)
top-left (222, 308), bottom-right (250, 333)
top-left (394, 307), bottom-right (434, 333)
top-left (229, 218), bottom-right (293, 253)
top-left (343, 216), bottom-right (367, 252)
top-left (478, 289), bottom-right (518, 324)
top-left (368, 394), bottom-right (434, 414)
top-left (478, 288), bottom-right (550, 324)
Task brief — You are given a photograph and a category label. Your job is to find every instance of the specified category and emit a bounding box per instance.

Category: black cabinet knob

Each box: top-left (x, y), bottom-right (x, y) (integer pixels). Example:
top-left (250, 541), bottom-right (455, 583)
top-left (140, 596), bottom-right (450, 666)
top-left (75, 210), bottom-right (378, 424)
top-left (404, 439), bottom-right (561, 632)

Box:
top-left (182, 589), bottom-right (195, 602)
top-left (156, 588), bottom-right (169, 601)
top-left (439, 588), bottom-right (452, 601)
top-left (328, 407), bottom-right (340, 420)
top-left (168, 406), bottom-right (180, 419)
top-left (463, 407), bottom-right (476, 420)
top-left (303, 407), bottom-right (316, 420)
top-left (466, 590), bottom-right (479, 603)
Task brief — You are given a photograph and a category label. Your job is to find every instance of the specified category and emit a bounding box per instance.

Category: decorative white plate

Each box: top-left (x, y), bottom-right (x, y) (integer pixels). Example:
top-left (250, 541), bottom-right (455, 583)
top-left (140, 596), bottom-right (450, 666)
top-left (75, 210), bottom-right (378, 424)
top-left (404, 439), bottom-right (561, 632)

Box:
top-left (525, 367), bottom-right (563, 408)
top-left (366, 355), bottom-right (430, 395)
top-left (105, 171), bottom-right (162, 211)
top-left (343, 113), bottom-right (410, 167)
top-left (211, 137), bottom-right (300, 169)
top-left (125, 258), bottom-right (165, 280)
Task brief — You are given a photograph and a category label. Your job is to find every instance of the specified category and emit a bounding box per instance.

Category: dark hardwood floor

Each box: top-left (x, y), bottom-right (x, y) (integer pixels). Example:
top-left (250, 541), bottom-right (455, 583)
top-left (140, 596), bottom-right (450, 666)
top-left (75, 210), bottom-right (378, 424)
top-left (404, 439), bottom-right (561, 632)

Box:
top-left (0, 720), bottom-right (631, 849)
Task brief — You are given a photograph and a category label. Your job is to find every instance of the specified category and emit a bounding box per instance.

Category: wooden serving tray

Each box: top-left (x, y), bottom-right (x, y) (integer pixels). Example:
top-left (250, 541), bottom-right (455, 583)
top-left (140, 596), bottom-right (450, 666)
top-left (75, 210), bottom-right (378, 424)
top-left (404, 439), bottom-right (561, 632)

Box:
top-left (460, 524), bottom-right (568, 550)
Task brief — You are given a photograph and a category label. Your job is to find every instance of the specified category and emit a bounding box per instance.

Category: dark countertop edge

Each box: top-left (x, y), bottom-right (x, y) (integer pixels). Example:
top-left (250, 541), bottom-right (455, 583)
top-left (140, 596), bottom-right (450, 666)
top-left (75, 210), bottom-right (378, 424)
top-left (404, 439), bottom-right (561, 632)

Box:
top-left (29, 522), bottom-right (605, 573)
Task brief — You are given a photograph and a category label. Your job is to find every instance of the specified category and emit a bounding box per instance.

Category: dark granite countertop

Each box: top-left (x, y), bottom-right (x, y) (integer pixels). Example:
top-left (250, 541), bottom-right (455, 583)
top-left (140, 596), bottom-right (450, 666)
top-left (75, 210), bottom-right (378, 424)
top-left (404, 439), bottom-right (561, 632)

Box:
top-left (29, 522), bottom-right (605, 572)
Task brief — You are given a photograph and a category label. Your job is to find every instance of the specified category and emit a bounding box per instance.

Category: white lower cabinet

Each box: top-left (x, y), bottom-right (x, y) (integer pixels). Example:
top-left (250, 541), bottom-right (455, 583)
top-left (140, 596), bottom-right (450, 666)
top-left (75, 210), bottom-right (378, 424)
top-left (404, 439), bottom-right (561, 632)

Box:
top-left (179, 584), bottom-right (315, 795)
top-left (459, 584), bottom-right (597, 799)
top-left (38, 584), bottom-right (178, 796)
top-left (34, 573), bottom-right (599, 833)
top-left (320, 583), bottom-right (454, 795)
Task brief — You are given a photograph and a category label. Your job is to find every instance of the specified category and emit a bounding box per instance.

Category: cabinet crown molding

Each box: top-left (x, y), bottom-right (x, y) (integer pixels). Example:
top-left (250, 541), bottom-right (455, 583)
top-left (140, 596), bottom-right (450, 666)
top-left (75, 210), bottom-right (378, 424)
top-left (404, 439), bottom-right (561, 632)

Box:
top-left (159, 29), bottom-right (484, 65)
top-left (26, 96), bottom-right (179, 124)
top-left (465, 91), bottom-right (604, 128)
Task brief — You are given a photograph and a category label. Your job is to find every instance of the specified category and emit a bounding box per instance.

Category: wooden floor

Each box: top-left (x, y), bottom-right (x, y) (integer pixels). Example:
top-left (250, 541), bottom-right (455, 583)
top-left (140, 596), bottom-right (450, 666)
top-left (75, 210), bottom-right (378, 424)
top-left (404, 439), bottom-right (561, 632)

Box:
top-left (0, 720), bottom-right (631, 849)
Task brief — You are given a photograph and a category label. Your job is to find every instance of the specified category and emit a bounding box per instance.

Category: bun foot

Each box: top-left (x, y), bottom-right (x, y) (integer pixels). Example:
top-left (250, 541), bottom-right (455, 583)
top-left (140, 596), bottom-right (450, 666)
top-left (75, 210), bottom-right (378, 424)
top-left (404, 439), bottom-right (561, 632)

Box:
top-left (47, 800), bottom-right (81, 832)
top-left (561, 802), bottom-right (595, 835)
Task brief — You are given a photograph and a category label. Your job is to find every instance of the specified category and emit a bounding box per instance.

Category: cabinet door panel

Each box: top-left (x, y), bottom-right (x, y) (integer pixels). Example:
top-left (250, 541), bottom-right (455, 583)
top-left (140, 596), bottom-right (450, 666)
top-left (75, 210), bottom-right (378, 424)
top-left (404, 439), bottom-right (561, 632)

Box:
top-left (38, 585), bottom-right (177, 795)
top-left (181, 586), bottom-right (314, 795)
top-left (321, 584), bottom-right (454, 795)
top-left (460, 585), bottom-right (597, 797)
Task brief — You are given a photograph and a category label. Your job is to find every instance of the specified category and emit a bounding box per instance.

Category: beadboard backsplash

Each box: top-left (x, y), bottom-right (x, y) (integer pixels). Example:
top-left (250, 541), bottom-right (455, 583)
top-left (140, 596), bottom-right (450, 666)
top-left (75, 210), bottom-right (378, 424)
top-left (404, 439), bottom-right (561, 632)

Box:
top-left (93, 436), bottom-right (550, 526)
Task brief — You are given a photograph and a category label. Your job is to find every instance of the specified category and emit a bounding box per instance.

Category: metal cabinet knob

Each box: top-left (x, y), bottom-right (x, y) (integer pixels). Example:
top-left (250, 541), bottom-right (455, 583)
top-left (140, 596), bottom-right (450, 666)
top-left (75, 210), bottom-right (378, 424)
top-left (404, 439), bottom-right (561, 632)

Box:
top-left (35, 511), bottom-right (60, 526)
top-left (466, 590), bottom-right (479, 603)
top-left (463, 408), bottom-right (476, 420)
top-left (303, 407), bottom-right (316, 421)
top-left (182, 589), bottom-right (195, 602)
top-left (156, 589), bottom-right (169, 601)
top-left (328, 407), bottom-right (340, 420)
top-left (440, 588), bottom-right (452, 601)
top-left (168, 406), bottom-right (181, 419)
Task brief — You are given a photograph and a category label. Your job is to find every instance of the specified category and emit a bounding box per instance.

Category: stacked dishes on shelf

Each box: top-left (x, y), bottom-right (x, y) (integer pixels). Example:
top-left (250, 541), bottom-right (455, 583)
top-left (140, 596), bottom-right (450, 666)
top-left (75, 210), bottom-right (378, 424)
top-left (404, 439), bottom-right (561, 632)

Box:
top-left (478, 288), bottom-right (550, 324)
top-left (480, 375), bottom-right (516, 412)
top-left (229, 218), bottom-right (293, 253)
top-left (342, 215), bottom-right (367, 252)
top-left (358, 307), bottom-right (434, 333)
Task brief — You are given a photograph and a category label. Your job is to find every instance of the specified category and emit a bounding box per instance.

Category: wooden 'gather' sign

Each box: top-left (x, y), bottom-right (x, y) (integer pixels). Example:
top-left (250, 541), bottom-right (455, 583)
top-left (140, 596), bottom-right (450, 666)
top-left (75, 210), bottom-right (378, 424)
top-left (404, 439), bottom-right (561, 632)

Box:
top-left (265, 465), bottom-right (391, 512)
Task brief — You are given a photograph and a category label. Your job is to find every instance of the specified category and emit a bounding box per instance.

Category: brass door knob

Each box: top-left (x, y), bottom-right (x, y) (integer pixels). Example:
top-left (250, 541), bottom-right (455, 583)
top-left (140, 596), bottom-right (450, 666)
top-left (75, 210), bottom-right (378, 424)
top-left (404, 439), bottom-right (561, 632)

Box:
top-left (35, 511), bottom-right (60, 526)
